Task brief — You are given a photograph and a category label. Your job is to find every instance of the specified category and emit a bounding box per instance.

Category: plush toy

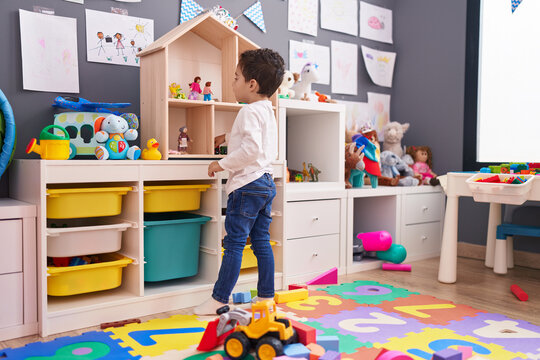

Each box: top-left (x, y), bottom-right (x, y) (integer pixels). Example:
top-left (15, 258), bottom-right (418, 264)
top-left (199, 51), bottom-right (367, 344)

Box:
top-left (378, 151), bottom-right (400, 186)
top-left (382, 122), bottom-right (410, 158)
top-left (345, 143), bottom-right (365, 189)
top-left (278, 70), bottom-right (295, 99)
top-left (94, 114), bottom-right (141, 160)
top-left (406, 145), bottom-right (440, 185)
top-left (395, 154), bottom-right (420, 186)
top-left (352, 134), bottom-right (381, 188)
top-left (291, 62), bottom-right (319, 101)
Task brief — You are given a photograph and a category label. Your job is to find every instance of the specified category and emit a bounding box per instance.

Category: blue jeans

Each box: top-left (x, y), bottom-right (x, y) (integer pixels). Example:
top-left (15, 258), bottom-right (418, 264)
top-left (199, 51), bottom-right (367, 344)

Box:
top-left (212, 173), bottom-right (276, 303)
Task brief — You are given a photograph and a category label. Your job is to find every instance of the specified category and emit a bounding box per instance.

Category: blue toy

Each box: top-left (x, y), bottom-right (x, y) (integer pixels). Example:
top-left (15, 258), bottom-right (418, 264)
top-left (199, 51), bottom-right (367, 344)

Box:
top-left (350, 134), bottom-right (381, 188)
top-left (0, 89), bottom-right (16, 179)
top-left (53, 96), bottom-right (130, 115)
top-left (94, 114), bottom-right (141, 160)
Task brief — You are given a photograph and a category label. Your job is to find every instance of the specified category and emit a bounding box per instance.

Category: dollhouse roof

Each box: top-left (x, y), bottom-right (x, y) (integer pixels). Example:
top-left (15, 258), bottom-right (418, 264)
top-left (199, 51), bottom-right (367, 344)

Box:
top-left (138, 12), bottom-right (259, 57)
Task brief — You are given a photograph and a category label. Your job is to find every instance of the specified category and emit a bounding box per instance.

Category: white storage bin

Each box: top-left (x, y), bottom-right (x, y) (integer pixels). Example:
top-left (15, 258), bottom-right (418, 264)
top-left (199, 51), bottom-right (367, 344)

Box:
top-left (46, 218), bottom-right (132, 257)
top-left (466, 173), bottom-right (535, 205)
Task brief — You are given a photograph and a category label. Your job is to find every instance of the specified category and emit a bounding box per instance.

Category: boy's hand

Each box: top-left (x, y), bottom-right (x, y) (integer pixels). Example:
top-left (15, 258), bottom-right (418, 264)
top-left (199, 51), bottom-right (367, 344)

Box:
top-left (214, 134), bottom-right (226, 148)
top-left (208, 161), bottom-right (224, 177)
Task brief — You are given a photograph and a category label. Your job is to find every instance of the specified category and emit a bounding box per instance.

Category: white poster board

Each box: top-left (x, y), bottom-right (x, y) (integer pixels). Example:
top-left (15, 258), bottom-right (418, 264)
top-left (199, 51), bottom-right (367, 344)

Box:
top-left (19, 9), bottom-right (79, 93)
top-left (361, 45), bottom-right (396, 88)
top-left (320, 0), bottom-right (358, 36)
top-left (288, 0), bottom-right (318, 36)
top-left (331, 40), bottom-right (358, 95)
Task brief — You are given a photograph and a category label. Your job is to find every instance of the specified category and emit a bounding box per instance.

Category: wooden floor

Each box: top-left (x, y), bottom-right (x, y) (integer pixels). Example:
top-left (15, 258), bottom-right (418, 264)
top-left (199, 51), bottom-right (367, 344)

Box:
top-left (2, 256), bottom-right (540, 353)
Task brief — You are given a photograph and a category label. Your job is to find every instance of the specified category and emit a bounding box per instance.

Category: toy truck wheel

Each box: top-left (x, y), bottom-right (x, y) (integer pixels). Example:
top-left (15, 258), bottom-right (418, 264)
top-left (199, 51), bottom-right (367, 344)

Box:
top-left (224, 332), bottom-right (250, 359)
top-left (256, 336), bottom-right (284, 360)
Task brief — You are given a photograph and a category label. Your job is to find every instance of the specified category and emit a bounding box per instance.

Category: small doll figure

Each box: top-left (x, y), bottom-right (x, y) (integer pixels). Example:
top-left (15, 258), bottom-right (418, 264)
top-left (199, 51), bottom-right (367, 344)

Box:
top-left (188, 76), bottom-right (202, 100)
top-left (203, 81), bottom-right (214, 101)
top-left (177, 126), bottom-right (191, 154)
top-left (406, 145), bottom-right (440, 186)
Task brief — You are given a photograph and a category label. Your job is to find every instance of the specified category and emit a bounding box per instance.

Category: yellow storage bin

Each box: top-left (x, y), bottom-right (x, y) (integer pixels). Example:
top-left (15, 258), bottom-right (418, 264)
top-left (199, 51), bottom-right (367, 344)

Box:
top-left (222, 241), bottom-right (276, 269)
top-left (47, 186), bottom-right (132, 219)
top-left (144, 184), bottom-right (211, 213)
top-left (47, 253), bottom-right (133, 296)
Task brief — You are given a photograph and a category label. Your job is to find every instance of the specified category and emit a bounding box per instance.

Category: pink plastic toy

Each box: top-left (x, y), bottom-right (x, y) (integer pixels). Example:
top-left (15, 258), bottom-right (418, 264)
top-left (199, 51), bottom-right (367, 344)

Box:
top-left (376, 350), bottom-right (413, 360)
top-left (306, 267), bottom-right (338, 285)
top-left (382, 263), bottom-right (411, 272)
top-left (357, 231), bottom-right (392, 251)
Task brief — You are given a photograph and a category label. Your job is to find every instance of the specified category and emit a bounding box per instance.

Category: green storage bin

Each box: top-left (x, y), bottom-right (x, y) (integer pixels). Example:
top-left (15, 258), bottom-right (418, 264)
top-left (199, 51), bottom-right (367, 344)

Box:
top-left (144, 212), bottom-right (211, 282)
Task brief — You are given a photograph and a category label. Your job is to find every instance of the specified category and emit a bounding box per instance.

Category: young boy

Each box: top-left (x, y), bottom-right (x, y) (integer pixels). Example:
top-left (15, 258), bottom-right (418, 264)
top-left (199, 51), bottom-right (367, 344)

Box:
top-left (194, 48), bottom-right (284, 315)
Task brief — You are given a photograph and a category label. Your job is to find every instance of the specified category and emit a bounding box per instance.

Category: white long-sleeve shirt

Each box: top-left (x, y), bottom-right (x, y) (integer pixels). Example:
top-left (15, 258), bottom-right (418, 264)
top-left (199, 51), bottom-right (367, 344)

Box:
top-left (218, 100), bottom-right (278, 195)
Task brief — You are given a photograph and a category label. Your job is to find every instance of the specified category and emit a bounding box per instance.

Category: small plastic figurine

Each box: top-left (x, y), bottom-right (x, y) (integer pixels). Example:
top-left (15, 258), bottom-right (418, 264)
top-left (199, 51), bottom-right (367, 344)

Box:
top-left (188, 76), bottom-right (202, 100)
top-left (308, 163), bottom-right (321, 182)
top-left (203, 81), bottom-right (214, 101)
top-left (169, 82), bottom-right (186, 99)
top-left (406, 145), bottom-right (440, 185)
top-left (177, 126), bottom-right (191, 154)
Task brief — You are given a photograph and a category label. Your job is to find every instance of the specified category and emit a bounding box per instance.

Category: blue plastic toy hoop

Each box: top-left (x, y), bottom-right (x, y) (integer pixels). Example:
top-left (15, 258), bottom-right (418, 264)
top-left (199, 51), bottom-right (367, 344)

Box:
top-left (0, 89), bottom-right (16, 179)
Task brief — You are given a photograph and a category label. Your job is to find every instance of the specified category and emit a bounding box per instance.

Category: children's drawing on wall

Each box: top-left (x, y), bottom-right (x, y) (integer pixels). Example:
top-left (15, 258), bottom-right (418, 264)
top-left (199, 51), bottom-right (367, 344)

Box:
top-left (289, 40), bottom-right (330, 85)
top-left (320, 0), bottom-right (358, 36)
top-left (368, 92), bottom-right (391, 141)
top-left (331, 40), bottom-right (358, 95)
top-left (361, 45), bottom-right (396, 88)
top-left (19, 9), bottom-right (79, 93)
top-left (360, 1), bottom-right (393, 44)
top-left (288, 0), bottom-right (318, 36)
top-left (85, 9), bottom-right (154, 67)
top-left (340, 100), bottom-right (371, 133)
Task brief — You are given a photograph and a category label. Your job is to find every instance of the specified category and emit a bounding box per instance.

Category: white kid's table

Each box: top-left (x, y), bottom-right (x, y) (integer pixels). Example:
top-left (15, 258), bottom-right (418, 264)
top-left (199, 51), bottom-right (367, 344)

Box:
top-left (438, 172), bottom-right (540, 283)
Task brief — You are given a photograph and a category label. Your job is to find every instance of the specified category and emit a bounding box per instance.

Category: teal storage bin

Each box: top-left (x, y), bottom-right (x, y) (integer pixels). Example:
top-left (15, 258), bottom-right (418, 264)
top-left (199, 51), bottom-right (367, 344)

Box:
top-left (144, 212), bottom-right (211, 282)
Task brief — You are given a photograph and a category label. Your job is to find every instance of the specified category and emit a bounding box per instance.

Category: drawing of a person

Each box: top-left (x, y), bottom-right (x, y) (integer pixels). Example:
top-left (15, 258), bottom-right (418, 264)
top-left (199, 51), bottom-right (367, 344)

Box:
top-left (130, 40), bottom-right (137, 54)
top-left (97, 31), bottom-right (106, 56)
top-left (114, 33), bottom-right (125, 56)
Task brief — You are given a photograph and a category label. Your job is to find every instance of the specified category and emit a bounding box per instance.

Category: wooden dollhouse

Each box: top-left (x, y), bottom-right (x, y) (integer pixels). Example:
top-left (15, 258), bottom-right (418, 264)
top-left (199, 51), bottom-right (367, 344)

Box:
top-left (138, 12), bottom-right (276, 159)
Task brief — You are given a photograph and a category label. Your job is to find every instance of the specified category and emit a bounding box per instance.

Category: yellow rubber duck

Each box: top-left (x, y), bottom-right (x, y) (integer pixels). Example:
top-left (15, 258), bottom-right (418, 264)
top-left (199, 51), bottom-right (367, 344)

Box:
top-left (141, 138), bottom-right (162, 160)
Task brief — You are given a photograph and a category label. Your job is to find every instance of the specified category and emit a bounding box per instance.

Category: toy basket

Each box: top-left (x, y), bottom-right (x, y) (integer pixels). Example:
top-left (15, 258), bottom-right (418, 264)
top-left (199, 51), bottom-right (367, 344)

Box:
top-left (46, 186), bottom-right (132, 219)
top-left (47, 218), bottom-right (132, 257)
top-left (143, 184), bottom-right (211, 213)
top-left (465, 173), bottom-right (535, 205)
top-left (47, 253), bottom-right (133, 296)
top-left (143, 212), bottom-right (211, 281)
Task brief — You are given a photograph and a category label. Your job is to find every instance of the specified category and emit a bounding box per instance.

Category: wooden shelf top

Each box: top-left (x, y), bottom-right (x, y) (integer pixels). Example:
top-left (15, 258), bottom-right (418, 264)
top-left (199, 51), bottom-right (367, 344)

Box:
top-left (168, 99), bottom-right (276, 112)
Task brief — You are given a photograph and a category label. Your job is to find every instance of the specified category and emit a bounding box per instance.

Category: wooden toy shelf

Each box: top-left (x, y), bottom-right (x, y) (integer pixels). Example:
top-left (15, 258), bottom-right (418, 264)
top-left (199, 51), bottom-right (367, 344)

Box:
top-left (138, 12), bottom-right (277, 159)
top-left (9, 159), bottom-right (285, 336)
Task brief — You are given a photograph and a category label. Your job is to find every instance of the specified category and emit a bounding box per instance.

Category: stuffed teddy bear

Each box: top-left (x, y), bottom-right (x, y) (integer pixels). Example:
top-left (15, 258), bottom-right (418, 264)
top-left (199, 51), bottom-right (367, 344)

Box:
top-left (382, 122), bottom-right (410, 158)
top-left (94, 114), bottom-right (141, 160)
top-left (278, 70), bottom-right (295, 99)
top-left (291, 62), bottom-right (319, 101)
top-left (378, 151), bottom-right (400, 186)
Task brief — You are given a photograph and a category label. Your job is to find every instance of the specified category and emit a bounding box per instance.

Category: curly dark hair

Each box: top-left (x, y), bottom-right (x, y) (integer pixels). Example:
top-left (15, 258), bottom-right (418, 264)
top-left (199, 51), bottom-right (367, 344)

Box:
top-left (238, 48), bottom-right (285, 97)
top-left (406, 145), bottom-right (433, 169)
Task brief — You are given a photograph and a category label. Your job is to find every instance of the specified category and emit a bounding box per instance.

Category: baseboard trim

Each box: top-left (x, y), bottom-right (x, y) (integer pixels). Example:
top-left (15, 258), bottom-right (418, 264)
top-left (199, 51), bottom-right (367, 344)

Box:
top-left (458, 242), bottom-right (540, 270)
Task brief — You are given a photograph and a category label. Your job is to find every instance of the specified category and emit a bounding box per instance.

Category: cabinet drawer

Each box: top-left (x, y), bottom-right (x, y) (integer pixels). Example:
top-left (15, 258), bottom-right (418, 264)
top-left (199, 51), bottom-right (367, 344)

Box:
top-left (0, 219), bottom-right (23, 274)
top-left (402, 222), bottom-right (442, 258)
top-left (403, 193), bottom-right (444, 225)
top-left (286, 199), bottom-right (340, 239)
top-left (286, 234), bottom-right (339, 276)
top-left (0, 273), bottom-right (23, 328)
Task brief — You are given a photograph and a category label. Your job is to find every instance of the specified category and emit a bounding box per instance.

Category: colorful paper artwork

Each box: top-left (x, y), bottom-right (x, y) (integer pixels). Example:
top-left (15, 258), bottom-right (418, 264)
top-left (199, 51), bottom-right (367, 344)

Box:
top-left (360, 1), bottom-right (393, 44)
top-left (85, 9), bottom-right (154, 67)
top-left (361, 45), bottom-right (396, 88)
top-left (320, 0), bottom-right (358, 36)
top-left (368, 92), bottom-right (391, 141)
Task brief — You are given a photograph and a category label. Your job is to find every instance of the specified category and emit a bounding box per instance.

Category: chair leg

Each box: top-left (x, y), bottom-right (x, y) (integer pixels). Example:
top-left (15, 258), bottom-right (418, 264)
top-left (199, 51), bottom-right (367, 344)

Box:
top-left (507, 236), bottom-right (514, 269)
top-left (493, 237), bottom-right (508, 274)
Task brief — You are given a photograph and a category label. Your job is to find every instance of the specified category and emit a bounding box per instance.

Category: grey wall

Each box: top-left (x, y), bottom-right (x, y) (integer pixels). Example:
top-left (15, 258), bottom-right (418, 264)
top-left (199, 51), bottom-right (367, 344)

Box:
top-left (1, 0), bottom-right (537, 252)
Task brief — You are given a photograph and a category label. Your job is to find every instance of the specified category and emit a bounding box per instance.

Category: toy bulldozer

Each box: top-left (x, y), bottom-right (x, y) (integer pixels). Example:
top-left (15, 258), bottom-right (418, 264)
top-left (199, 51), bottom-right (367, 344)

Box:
top-left (223, 300), bottom-right (297, 360)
